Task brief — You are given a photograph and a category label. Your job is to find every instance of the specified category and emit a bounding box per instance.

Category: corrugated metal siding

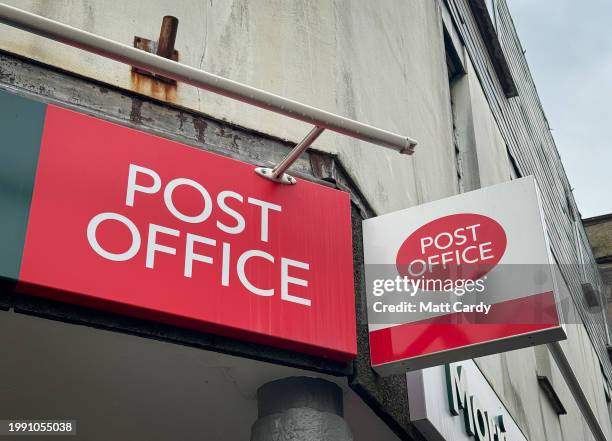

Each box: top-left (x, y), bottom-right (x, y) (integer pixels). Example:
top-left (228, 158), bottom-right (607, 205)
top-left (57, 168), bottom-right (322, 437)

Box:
top-left (445, 0), bottom-right (612, 381)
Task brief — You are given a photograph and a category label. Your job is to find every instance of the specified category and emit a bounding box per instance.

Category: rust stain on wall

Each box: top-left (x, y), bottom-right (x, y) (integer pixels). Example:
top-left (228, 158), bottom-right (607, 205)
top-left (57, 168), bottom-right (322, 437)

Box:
top-left (129, 97), bottom-right (143, 124)
top-left (129, 71), bottom-right (177, 103)
top-left (192, 115), bottom-right (208, 143)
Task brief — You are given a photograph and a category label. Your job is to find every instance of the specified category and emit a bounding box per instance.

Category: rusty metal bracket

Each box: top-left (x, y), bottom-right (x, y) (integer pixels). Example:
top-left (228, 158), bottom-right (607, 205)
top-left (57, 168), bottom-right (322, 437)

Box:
top-left (132, 16), bottom-right (179, 84)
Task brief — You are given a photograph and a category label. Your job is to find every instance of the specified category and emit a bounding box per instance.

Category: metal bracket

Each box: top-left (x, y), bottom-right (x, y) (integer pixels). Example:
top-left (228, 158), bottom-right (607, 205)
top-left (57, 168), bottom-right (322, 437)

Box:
top-left (132, 16), bottom-right (179, 84)
top-left (254, 167), bottom-right (297, 185)
top-left (255, 126), bottom-right (325, 185)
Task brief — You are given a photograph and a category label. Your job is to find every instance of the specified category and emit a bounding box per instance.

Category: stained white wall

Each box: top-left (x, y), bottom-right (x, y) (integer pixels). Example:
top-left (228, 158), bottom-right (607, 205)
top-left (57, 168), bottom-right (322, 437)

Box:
top-left (450, 43), bottom-right (612, 441)
top-left (0, 0), bottom-right (458, 214)
top-left (464, 57), bottom-right (513, 187)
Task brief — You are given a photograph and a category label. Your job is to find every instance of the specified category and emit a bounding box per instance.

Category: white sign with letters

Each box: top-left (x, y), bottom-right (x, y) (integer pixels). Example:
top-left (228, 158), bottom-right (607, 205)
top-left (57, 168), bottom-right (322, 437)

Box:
top-left (407, 360), bottom-right (527, 441)
top-left (364, 176), bottom-right (566, 374)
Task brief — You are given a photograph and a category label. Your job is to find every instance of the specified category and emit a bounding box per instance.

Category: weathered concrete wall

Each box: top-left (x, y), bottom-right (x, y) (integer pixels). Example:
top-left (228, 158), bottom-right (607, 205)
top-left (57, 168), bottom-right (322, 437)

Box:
top-left (449, 43), bottom-right (612, 441)
top-left (0, 0), bottom-right (459, 214)
top-left (475, 325), bottom-right (612, 441)
top-left (475, 267), bottom-right (612, 440)
top-left (448, 0), bottom-right (612, 396)
top-left (465, 56), bottom-right (513, 187)
top-left (251, 377), bottom-right (353, 441)
top-left (450, 53), bottom-right (513, 191)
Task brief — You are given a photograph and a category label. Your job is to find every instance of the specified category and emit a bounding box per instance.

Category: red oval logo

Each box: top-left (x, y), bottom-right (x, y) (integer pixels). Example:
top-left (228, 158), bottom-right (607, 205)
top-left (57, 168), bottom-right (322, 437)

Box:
top-left (395, 213), bottom-right (506, 283)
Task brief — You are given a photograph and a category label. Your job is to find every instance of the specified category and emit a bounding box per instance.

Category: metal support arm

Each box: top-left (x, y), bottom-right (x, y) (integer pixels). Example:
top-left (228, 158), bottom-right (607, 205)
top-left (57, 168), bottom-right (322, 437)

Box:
top-left (255, 126), bottom-right (325, 184)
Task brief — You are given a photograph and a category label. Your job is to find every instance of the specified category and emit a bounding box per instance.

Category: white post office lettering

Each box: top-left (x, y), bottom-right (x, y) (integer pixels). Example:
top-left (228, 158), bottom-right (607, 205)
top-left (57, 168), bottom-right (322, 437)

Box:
top-left (87, 163), bottom-right (311, 306)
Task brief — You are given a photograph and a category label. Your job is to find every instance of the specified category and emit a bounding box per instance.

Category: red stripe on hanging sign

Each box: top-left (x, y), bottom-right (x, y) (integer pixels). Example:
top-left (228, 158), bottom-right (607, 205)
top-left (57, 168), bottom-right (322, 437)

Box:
top-left (369, 290), bottom-right (559, 366)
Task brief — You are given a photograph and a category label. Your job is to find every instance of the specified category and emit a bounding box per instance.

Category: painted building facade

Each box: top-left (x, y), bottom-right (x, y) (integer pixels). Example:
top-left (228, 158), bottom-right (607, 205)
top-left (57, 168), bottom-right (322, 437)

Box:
top-left (0, 1), bottom-right (610, 440)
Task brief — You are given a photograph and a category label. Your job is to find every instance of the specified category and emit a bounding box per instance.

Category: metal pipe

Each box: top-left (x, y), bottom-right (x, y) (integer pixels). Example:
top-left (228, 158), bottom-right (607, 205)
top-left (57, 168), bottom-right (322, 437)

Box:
top-left (156, 16), bottom-right (178, 59)
top-left (0, 3), bottom-right (417, 154)
top-left (272, 126), bottom-right (324, 179)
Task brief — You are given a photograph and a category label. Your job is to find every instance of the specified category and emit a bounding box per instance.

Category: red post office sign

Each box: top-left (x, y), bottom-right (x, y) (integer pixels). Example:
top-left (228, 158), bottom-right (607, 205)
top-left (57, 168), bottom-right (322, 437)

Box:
top-left (363, 177), bottom-right (565, 374)
top-left (0, 89), bottom-right (356, 361)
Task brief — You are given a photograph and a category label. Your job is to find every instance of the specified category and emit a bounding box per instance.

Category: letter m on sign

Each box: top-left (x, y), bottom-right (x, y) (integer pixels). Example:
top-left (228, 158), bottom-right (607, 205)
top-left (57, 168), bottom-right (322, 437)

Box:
top-left (445, 364), bottom-right (475, 435)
